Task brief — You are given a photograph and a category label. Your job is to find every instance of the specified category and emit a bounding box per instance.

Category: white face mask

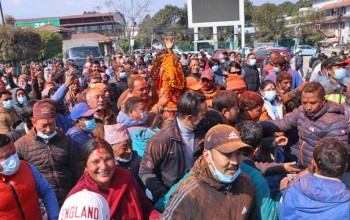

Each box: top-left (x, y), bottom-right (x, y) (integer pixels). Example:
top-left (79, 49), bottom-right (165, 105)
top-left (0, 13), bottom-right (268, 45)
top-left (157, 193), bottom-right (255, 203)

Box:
top-left (37, 130), bottom-right (57, 140)
top-left (114, 153), bottom-right (132, 164)
top-left (0, 153), bottom-right (20, 176)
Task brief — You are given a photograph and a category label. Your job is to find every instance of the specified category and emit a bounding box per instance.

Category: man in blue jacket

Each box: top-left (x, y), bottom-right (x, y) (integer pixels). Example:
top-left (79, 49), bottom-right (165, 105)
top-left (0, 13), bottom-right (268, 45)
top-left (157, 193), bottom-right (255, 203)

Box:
top-left (279, 137), bottom-right (349, 220)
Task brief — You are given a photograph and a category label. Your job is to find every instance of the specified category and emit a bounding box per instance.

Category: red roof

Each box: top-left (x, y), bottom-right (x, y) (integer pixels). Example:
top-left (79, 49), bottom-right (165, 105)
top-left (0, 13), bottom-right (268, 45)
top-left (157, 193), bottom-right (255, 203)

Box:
top-left (35, 24), bottom-right (72, 32)
top-left (66, 33), bottom-right (114, 43)
top-left (15, 12), bottom-right (114, 22)
top-left (321, 0), bottom-right (350, 10)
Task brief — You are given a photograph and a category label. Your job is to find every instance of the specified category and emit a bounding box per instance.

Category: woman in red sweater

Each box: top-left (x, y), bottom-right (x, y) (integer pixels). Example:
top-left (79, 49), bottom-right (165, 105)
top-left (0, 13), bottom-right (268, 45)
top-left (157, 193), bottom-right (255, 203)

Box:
top-left (66, 138), bottom-right (159, 219)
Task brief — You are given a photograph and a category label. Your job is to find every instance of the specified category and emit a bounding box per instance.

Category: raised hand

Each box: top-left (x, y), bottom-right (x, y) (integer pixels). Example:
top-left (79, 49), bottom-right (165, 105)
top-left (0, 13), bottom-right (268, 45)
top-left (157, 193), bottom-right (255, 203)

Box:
top-left (165, 37), bottom-right (174, 50)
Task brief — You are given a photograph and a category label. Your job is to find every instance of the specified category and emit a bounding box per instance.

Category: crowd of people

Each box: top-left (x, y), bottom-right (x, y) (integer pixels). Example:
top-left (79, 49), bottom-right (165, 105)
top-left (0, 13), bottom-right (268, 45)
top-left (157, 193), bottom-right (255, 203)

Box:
top-left (0, 39), bottom-right (349, 220)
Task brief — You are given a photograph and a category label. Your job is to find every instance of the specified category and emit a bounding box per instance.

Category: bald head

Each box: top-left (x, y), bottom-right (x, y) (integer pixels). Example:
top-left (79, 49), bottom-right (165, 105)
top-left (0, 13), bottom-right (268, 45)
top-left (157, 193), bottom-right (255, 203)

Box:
top-left (86, 88), bottom-right (106, 110)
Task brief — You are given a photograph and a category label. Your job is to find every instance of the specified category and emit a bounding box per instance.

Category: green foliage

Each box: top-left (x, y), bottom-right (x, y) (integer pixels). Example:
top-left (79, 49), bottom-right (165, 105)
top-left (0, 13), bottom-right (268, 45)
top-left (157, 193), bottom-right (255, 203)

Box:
top-left (245, 0), bottom-right (254, 26)
top-left (118, 38), bottom-right (139, 52)
top-left (253, 3), bottom-right (285, 42)
top-left (138, 4), bottom-right (190, 48)
top-left (0, 27), bottom-right (42, 62)
top-left (37, 30), bottom-right (63, 60)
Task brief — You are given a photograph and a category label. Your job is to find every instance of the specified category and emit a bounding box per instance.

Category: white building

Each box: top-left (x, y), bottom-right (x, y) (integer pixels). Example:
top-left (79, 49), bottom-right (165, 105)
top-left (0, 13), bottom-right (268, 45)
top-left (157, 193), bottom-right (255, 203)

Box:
top-left (313, 0), bottom-right (350, 43)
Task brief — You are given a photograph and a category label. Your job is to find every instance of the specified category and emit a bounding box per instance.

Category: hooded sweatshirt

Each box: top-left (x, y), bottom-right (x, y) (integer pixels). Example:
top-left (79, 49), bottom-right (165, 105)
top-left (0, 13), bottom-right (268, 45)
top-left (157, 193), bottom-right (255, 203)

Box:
top-left (280, 172), bottom-right (350, 220)
top-left (11, 88), bottom-right (30, 115)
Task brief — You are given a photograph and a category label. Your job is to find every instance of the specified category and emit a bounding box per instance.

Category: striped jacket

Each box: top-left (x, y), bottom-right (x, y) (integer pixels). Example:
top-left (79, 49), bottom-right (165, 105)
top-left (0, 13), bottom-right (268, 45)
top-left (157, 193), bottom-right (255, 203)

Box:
top-left (160, 156), bottom-right (256, 220)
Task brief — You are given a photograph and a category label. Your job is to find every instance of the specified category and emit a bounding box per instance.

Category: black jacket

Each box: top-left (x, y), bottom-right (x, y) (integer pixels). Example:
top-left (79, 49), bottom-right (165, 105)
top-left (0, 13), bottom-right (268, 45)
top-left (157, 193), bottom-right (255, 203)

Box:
top-left (139, 118), bottom-right (205, 202)
top-left (242, 63), bottom-right (260, 92)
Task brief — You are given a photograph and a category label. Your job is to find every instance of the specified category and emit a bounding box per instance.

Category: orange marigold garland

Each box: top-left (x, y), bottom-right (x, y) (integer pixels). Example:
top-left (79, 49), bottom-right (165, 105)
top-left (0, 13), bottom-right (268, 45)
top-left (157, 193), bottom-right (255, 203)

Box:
top-left (149, 51), bottom-right (185, 109)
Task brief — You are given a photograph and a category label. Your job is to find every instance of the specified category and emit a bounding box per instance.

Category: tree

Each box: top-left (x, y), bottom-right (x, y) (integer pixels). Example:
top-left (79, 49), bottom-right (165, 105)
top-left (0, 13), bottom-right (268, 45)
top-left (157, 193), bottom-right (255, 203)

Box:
top-left (4, 15), bottom-right (15, 27)
top-left (0, 28), bottom-right (42, 63)
top-left (245, 0), bottom-right (254, 26)
top-left (118, 38), bottom-right (139, 52)
top-left (37, 30), bottom-right (63, 60)
top-left (104, 0), bottom-right (151, 37)
top-left (137, 4), bottom-right (190, 48)
top-left (253, 3), bottom-right (285, 42)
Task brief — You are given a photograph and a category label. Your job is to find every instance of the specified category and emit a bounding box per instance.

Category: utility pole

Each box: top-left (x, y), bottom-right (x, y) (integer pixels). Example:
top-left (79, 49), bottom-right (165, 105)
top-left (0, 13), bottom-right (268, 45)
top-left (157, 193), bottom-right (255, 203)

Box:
top-left (0, 0), bottom-right (5, 26)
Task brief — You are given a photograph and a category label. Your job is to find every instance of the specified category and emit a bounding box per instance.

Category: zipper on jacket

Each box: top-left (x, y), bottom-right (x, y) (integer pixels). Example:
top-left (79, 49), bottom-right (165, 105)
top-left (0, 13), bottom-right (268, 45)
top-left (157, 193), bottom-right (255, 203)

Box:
top-left (5, 179), bottom-right (26, 220)
top-left (300, 129), bottom-right (305, 167)
top-left (47, 144), bottom-right (61, 191)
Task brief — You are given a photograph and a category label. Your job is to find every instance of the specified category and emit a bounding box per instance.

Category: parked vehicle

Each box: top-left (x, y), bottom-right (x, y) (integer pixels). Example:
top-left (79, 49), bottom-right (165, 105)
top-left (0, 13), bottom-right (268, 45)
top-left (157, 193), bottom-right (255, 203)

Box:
top-left (255, 47), bottom-right (291, 68)
top-left (293, 45), bottom-right (316, 56)
top-left (63, 40), bottom-right (103, 70)
top-left (212, 49), bottom-right (232, 59)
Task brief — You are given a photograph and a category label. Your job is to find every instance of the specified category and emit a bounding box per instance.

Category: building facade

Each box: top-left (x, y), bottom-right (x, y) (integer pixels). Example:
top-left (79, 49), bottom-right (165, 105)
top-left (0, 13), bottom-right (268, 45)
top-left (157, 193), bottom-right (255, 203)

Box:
top-left (313, 0), bottom-right (350, 43)
top-left (15, 13), bottom-right (124, 37)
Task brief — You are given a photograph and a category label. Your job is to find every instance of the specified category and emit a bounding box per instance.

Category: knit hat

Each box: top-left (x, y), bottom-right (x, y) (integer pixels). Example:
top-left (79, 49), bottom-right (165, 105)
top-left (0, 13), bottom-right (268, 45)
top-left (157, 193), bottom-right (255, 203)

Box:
top-left (104, 124), bottom-right (130, 145)
top-left (71, 103), bottom-right (97, 120)
top-left (32, 99), bottom-right (56, 120)
top-left (204, 124), bottom-right (252, 153)
top-left (59, 190), bottom-right (110, 220)
top-left (186, 77), bottom-right (202, 91)
top-left (226, 75), bottom-right (247, 91)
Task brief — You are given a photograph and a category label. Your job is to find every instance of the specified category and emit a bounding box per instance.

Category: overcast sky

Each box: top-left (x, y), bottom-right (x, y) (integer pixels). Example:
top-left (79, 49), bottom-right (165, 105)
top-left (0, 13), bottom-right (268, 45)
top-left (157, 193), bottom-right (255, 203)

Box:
top-left (2, 0), bottom-right (298, 20)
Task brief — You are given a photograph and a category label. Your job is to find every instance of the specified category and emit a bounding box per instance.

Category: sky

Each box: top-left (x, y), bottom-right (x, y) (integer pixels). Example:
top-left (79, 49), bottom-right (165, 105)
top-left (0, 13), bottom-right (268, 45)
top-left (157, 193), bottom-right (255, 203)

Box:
top-left (2, 0), bottom-right (298, 20)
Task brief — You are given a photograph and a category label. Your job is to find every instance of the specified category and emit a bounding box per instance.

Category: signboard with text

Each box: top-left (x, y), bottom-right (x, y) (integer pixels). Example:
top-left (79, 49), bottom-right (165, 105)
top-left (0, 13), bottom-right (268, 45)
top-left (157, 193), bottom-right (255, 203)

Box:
top-left (14, 18), bottom-right (60, 28)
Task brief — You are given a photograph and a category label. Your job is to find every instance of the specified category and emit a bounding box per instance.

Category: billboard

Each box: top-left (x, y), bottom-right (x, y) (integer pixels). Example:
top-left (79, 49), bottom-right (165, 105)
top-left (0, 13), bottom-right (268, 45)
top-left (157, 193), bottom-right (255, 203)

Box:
top-left (14, 18), bottom-right (60, 28)
top-left (187, 0), bottom-right (242, 28)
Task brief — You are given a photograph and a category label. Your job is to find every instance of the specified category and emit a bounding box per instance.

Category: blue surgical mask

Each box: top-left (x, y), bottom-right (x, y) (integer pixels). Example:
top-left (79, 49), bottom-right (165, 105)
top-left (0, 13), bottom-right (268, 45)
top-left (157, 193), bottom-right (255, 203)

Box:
top-left (273, 67), bottom-right (281, 74)
top-left (342, 76), bottom-right (349, 86)
top-left (334, 69), bottom-right (347, 80)
top-left (83, 119), bottom-right (96, 132)
top-left (208, 151), bottom-right (241, 184)
top-left (3, 100), bottom-right (14, 110)
top-left (37, 130), bottom-right (57, 140)
top-left (212, 66), bottom-right (219, 72)
top-left (120, 71), bottom-right (127, 79)
top-left (0, 153), bottom-right (20, 176)
top-left (17, 96), bottom-right (27, 105)
top-left (249, 59), bottom-right (256, 66)
top-left (114, 153), bottom-right (132, 164)
top-left (264, 90), bottom-right (277, 101)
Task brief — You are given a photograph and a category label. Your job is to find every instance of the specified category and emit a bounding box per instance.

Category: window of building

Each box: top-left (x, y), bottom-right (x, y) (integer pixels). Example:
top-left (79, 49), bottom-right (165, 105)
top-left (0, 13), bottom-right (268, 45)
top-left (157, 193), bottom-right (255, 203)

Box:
top-left (107, 25), bottom-right (112, 30)
top-left (327, 10), bottom-right (332, 17)
top-left (90, 26), bottom-right (98, 31)
top-left (101, 25), bottom-right (107, 30)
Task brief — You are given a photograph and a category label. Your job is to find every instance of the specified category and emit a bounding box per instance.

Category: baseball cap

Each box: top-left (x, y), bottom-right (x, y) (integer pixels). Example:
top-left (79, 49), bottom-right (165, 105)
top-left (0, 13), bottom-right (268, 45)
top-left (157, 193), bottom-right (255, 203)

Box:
top-left (186, 77), bottom-right (202, 91)
top-left (201, 69), bottom-right (214, 81)
top-left (32, 99), bottom-right (57, 120)
top-left (59, 190), bottom-right (110, 220)
top-left (204, 124), bottom-right (252, 154)
top-left (71, 103), bottom-right (97, 120)
top-left (104, 124), bottom-right (130, 145)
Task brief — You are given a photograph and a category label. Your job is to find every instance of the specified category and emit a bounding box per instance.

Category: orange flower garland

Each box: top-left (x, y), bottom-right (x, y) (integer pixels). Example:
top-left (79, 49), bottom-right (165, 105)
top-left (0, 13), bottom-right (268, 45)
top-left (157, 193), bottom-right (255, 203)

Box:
top-left (161, 53), bottom-right (185, 90)
top-left (149, 51), bottom-right (185, 109)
